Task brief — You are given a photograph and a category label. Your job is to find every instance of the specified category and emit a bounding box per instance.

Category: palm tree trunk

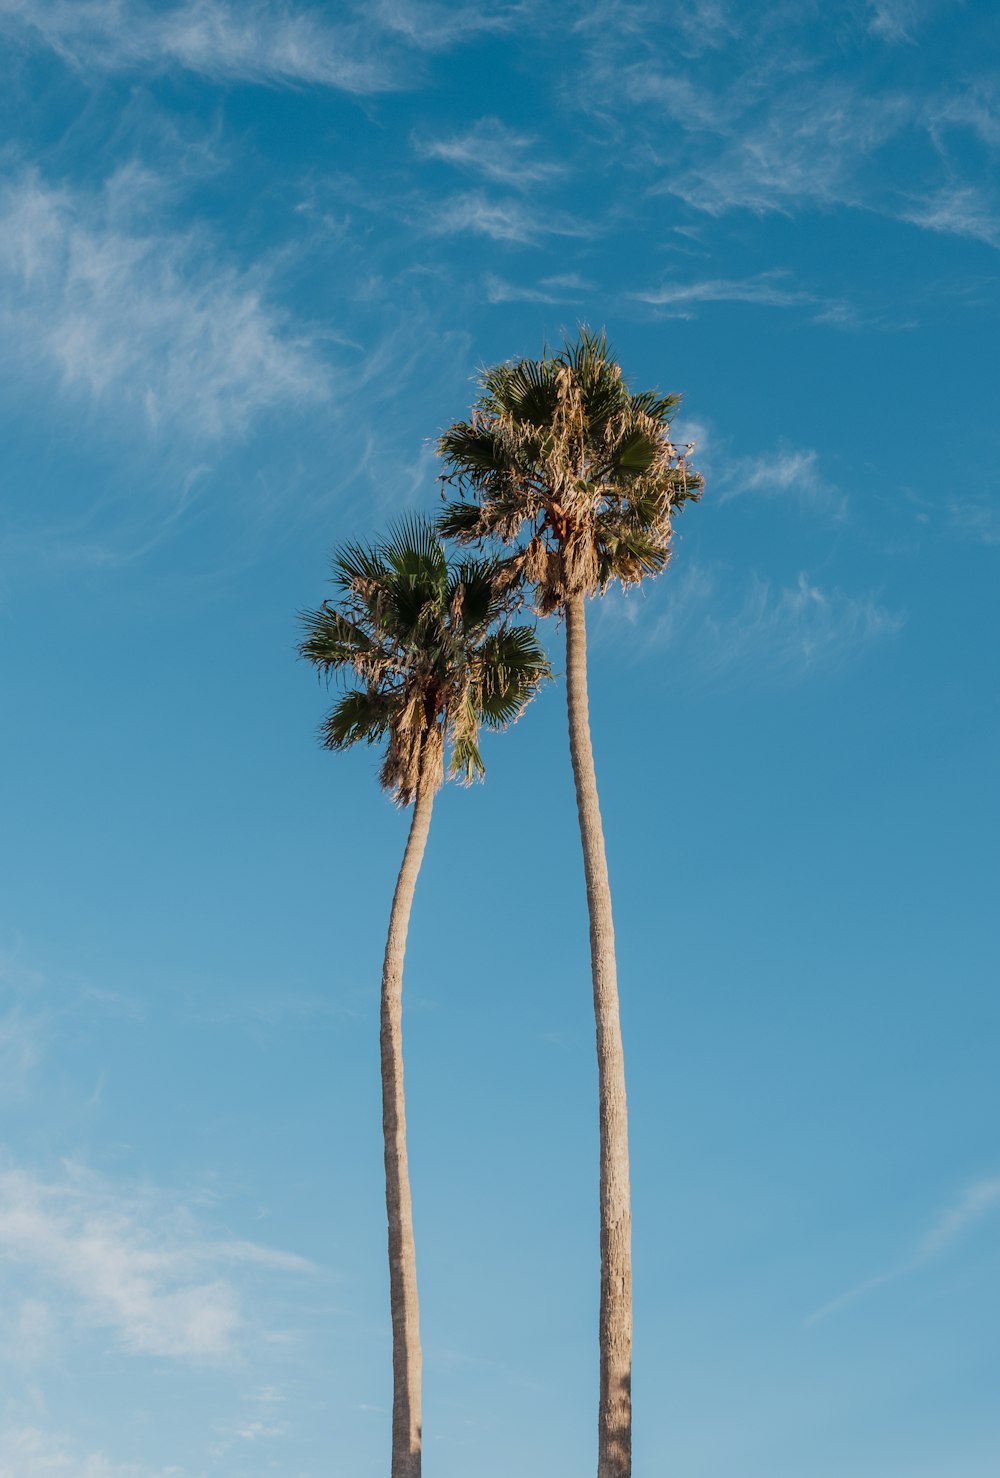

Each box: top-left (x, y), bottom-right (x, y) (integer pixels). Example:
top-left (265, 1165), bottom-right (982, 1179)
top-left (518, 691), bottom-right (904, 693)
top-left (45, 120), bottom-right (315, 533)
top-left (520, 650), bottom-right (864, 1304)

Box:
top-left (565, 591), bottom-right (633, 1478)
top-left (380, 764), bottom-right (435, 1478)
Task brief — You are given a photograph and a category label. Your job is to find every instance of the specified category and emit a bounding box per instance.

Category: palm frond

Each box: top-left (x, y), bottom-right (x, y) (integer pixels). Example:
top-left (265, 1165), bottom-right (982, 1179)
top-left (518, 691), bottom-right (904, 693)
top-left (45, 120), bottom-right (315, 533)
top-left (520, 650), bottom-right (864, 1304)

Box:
top-left (474, 625), bottom-right (551, 729)
top-left (321, 688), bottom-right (393, 750)
top-left (437, 497), bottom-right (486, 542)
top-left (448, 730), bottom-right (486, 786)
top-left (332, 540), bottom-right (388, 591)
top-left (380, 515), bottom-right (447, 580)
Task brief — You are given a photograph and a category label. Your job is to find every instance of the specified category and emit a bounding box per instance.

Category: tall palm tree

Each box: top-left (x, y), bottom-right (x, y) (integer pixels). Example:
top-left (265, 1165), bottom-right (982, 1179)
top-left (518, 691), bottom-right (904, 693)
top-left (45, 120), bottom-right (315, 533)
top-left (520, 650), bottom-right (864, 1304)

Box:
top-left (299, 517), bottom-right (549, 1478)
top-left (437, 330), bottom-right (703, 1478)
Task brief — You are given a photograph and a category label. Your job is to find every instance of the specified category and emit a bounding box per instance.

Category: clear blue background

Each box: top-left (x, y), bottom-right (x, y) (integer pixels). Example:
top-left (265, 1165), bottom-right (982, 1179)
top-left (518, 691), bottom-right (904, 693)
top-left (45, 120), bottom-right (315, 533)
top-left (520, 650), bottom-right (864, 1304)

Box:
top-left (0, 2), bottom-right (997, 1474)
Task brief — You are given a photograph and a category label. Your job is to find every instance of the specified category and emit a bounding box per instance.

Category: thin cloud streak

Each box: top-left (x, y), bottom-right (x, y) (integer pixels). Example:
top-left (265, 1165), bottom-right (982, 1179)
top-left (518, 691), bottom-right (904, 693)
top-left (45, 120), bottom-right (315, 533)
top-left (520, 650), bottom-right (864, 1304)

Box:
top-left (806, 1175), bottom-right (1000, 1325)
top-left (636, 273), bottom-right (818, 309)
top-left (429, 191), bottom-right (590, 244)
top-left (633, 270), bottom-right (859, 324)
top-left (413, 117), bottom-right (564, 189)
top-left (717, 445), bottom-right (849, 520)
top-left (898, 186), bottom-right (1000, 249)
top-left (367, 0), bottom-right (515, 51)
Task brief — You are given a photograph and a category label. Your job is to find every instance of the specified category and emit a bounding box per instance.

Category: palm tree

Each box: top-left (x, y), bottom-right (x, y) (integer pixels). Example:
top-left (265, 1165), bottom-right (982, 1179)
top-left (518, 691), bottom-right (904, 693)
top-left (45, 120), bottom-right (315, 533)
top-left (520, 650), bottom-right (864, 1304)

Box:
top-left (299, 517), bottom-right (549, 1478)
top-left (437, 330), bottom-right (703, 1478)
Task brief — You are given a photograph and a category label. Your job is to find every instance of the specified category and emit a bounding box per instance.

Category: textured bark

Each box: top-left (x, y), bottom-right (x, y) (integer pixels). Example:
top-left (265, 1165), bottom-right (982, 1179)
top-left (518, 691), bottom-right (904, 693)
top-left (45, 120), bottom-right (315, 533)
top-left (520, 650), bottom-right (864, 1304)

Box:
top-left (380, 766), bottom-right (434, 1478)
top-left (565, 592), bottom-right (633, 1478)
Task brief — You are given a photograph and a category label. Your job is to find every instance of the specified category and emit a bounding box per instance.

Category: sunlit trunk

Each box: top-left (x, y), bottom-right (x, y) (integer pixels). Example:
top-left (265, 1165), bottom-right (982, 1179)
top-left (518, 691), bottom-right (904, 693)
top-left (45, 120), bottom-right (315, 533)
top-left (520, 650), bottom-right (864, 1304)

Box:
top-left (380, 763), bottom-right (435, 1478)
top-left (565, 591), bottom-right (633, 1478)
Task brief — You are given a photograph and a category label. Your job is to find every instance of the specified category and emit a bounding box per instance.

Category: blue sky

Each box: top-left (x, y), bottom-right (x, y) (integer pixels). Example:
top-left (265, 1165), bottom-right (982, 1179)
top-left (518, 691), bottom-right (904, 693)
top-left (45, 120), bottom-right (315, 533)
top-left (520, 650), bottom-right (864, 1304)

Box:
top-left (1, 1), bottom-right (998, 1473)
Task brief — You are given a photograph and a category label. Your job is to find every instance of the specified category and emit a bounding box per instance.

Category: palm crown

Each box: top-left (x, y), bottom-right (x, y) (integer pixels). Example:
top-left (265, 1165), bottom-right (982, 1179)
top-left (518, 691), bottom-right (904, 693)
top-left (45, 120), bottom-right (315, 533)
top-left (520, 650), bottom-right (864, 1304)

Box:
top-left (438, 328), bottom-right (704, 614)
top-left (299, 517), bottom-right (550, 804)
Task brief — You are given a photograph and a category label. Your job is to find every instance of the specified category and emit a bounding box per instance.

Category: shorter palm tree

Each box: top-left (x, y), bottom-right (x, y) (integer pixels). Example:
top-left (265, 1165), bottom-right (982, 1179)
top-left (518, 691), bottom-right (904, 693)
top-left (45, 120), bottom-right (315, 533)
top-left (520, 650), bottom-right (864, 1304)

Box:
top-left (299, 517), bottom-right (549, 1478)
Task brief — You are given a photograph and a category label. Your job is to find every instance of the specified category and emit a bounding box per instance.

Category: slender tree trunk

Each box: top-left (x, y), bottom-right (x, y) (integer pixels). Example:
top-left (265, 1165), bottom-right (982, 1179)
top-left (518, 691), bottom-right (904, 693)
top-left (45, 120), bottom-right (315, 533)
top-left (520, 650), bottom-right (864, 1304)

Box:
top-left (565, 592), bottom-right (633, 1478)
top-left (380, 765), bottom-right (435, 1478)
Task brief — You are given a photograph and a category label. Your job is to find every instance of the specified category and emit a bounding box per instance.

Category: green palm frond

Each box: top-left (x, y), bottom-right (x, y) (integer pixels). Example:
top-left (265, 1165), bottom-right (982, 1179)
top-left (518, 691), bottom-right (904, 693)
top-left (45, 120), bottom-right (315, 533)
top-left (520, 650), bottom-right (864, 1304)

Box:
top-left (298, 606), bottom-right (381, 669)
top-left (448, 730), bottom-right (486, 786)
top-left (381, 517), bottom-right (449, 592)
top-left (321, 687), bottom-right (393, 749)
top-left (474, 625), bottom-right (551, 730)
top-left (332, 540), bottom-right (389, 591)
top-left (437, 498), bottom-right (486, 541)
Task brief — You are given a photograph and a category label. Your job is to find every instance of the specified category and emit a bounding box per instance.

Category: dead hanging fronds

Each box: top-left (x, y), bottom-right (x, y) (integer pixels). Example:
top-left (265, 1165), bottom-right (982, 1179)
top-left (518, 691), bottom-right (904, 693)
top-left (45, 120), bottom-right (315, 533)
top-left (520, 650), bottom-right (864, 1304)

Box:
top-left (381, 719), bottom-right (444, 806)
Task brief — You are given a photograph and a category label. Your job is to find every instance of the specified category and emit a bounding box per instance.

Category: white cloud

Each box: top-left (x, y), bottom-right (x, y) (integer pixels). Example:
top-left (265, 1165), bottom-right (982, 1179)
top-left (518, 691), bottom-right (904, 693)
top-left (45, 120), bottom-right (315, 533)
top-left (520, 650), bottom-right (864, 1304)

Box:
top-left (948, 499), bottom-right (1000, 547)
top-left (633, 271), bottom-right (857, 322)
top-left (429, 192), bottom-right (588, 245)
top-left (898, 186), bottom-right (1000, 248)
top-left (0, 1425), bottom-right (182, 1477)
top-left (1, 0), bottom-right (514, 86)
top-left (716, 445), bottom-right (848, 519)
top-left (0, 1161), bottom-right (315, 1360)
top-left (0, 0), bottom-right (397, 91)
top-left (366, 0), bottom-right (513, 50)
top-left (867, 0), bottom-right (957, 43)
top-left (484, 274), bottom-right (559, 304)
top-left (602, 565), bottom-right (902, 682)
top-left (807, 1175), bottom-right (1000, 1324)
top-left (928, 86), bottom-right (1000, 150)
top-left (705, 572), bottom-right (901, 677)
top-left (573, 0), bottom-right (737, 59)
top-left (662, 85), bottom-right (912, 217)
top-left (0, 170), bottom-right (328, 439)
top-left (413, 117), bottom-right (563, 189)
top-left (917, 1177), bottom-right (1000, 1260)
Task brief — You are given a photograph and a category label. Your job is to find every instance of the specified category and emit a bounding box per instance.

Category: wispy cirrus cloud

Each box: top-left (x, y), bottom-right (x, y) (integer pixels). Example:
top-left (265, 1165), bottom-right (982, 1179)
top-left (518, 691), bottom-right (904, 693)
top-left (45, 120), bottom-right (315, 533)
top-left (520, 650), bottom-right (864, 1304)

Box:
top-left (0, 1160), bottom-right (315, 1359)
top-left (0, 1424), bottom-right (182, 1477)
top-left (0, 1005), bottom-right (45, 1096)
top-left (369, 0), bottom-right (515, 51)
top-left (947, 498), bottom-right (1000, 547)
top-left (660, 83), bottom-right (913, 217)
top-left (484, 270), bottom-right (594, 303)
top-left (632, 269), bottom-right (860, 325)
top-left (582, 8), bottom-right (1000, 250)
top-left (897, 185), bottom-right (1000, 249)
top-left (807, 1175), bottom-right (1000, 1325)
top-left (0, 169), bottom-right (328, 440)
top-left (1, 0), bottom-right (515, 87)
top-left (601, 564), bottom-right (902, 683)
top-left (0, 948), bottom-right (49, 1097)
top-left (573, 0), bottom-right (737, 60)
top-left (673, 421), bottom-right (847, 520)
top-left (716, 445), bottom-right (848, 520)
top-left (0, 0), bottom-right (399, 91)
top-left (413, 117), bottom-right (564, 189)
top-left (635, 272), bottom-right (816, 309)
top-left (663, 85), bottom-right (1000, 247)
top-left (429, 191), bottom-right (589, 244)
top-left (867, 0), bottom-right (958, 44)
